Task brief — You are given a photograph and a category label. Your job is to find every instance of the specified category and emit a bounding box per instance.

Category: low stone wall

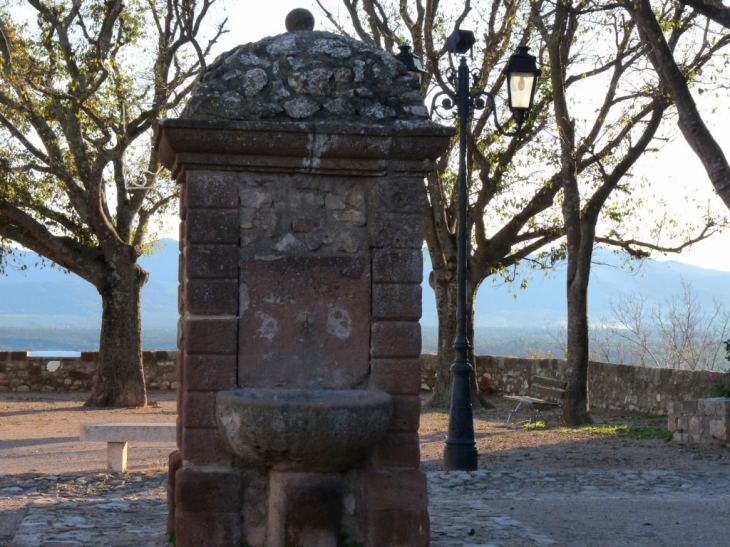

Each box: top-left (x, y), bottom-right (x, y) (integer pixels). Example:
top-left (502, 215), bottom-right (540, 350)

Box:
top-left (668, 398), bottom-right (730, 443)
top-left (0, 351), bottom-right (178, 392)
top-left (4, 349), bottom-right (727, 413)
top-left (421, 353), bottom-right (730, 415)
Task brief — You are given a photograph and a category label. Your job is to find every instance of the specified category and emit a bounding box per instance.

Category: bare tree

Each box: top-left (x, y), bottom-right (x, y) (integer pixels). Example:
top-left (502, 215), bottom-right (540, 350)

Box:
top-left (593, 279), bottom-right (730, 371)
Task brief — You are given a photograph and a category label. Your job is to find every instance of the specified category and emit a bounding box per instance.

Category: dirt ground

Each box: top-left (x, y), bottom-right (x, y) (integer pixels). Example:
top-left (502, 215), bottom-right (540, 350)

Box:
top-left (2, 390), bottom-right (727, 477)
top-left (0, 391), bottom-right (178, 475)
top-left (419, 395), bottom-right (730, 474)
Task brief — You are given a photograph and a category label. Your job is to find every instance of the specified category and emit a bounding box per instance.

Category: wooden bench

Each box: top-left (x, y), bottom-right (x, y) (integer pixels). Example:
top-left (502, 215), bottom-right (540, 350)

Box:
top-left (80, 422), bottom-right (176, 472)
top-left (505, 376), bottom-right (567, 425)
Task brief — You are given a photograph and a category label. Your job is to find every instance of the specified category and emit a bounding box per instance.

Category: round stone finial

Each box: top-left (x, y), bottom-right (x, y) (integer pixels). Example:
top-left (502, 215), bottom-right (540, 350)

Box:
top-left (285, 9), bottom-right (315, 32)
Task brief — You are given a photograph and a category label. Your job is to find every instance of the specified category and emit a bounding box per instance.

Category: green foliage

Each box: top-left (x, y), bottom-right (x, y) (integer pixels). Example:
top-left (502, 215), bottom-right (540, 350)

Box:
top-left (559, 424), bottom-right (673, 441)
top-left (340, 533), bottom-right (364, 547)
top-left (0, 0), bottom-right (225, 271)
top-left (523, 420), bottom-right (546, 430)
top-left (166, 530), bottom-right (175, 545)
top-left (711, 384), bottom-right (730, 398)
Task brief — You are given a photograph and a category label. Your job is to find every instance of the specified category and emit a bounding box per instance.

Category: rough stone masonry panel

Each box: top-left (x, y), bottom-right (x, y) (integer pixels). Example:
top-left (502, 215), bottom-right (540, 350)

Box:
top-left (238, 256), bottom-right (370, 389)
top-left (237, 172), bottom-right (370, 258)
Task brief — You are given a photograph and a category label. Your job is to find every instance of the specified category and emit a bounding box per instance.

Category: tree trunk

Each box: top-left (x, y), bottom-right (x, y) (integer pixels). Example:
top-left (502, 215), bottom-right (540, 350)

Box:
top-left (86, 256), bottom-right (149, 407)
top-left (427, 265), bottom-right (482, 410)
top-left (547, 2), bottom-right (593, 427)
top-left (562, 215), bottom-right (595, 426)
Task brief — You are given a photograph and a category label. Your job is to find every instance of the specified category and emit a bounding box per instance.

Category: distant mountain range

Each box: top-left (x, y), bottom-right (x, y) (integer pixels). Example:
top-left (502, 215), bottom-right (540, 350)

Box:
top-left (1, 238), bottom-right (728, 350)
top-left (0, 241), bottom-right (178, 331)
top-left (422, 249), bottom-right (730, 327)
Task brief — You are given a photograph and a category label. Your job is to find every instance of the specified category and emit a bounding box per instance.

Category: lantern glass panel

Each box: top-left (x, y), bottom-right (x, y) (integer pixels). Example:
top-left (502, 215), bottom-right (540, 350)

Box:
top-left (509, 71), bottom-right (536, 110)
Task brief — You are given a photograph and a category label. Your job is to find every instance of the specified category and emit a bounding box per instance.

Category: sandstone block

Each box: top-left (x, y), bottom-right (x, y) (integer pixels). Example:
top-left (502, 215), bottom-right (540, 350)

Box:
top-left (174, 511), bottom-right (241, 547)
top-left (373, 284), bottom-right (421, 321)
top-left (181, 428), bottom-right (233, 467)
top-left (175, 469), bottom-right (243, 513)
top-left (372, 249), bottom-right (423, 284)
top-left (185, 244), bottom-right (238, 279)
top-left (185, 209), bottom-right (240, 243)
top-left (371, 431), bottom-right (420, 469)
top-left (184, 317), bottom-right (238, 355)
top-left (359, 469), bottom-right (428, 512)
top-left (182, 391), bottom-right (217, 429)
top-left (182, 354), bottom-right (237, 391)
top-left (185, 279), bottom-right (238, 315)
top-left (369, 212), bottom-right (423, 249)
top-left (186, 171), bottom-right (239, 209)
top-left (369, 359), bottom-right (421, 395)
top-left (366, 509), bottom-right (430, 547)
top-left (389, 395), bottom-right (421, 432)
top-left (370, 178), bottom-right (425, 214)
top-left (371, 321), bottom-right (421, 358)
top-left (167, 450), bottom-right (183, 533)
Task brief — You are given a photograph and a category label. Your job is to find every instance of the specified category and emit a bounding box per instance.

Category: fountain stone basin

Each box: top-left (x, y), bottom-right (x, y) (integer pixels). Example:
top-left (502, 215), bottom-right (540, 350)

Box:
top-left (216, 388), bottom-right (392, 472)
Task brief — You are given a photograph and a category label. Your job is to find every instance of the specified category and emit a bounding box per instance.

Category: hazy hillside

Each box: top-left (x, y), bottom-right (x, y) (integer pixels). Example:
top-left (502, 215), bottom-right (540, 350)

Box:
top-left (1, 239), bottom-right (729, 351)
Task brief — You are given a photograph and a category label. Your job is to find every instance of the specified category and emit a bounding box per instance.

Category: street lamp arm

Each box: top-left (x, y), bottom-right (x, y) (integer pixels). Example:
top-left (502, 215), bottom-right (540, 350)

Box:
top-left (430, 89), bottom-right (458, 120)
top-left (469, 90), bottom-right (522, 137)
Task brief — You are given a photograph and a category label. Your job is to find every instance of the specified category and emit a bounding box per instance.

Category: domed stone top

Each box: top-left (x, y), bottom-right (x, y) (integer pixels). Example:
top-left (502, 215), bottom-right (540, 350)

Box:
top-left (180, 28), bottom-right (430, 123)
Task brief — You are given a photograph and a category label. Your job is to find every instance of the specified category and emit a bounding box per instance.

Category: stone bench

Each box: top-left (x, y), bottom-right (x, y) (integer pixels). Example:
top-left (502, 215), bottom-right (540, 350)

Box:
top-left (80, 422), bottom-right (176, 472)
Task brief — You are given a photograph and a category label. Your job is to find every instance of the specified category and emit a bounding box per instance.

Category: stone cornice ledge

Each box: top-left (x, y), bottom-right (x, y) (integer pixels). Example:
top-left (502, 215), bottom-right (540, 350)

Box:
top-left (155, 119), bottom-right (454, 179)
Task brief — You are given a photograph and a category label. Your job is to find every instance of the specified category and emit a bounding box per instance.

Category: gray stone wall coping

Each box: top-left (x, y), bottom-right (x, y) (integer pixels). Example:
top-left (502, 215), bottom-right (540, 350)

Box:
top-left (155, 119), bottom-right (454, 179)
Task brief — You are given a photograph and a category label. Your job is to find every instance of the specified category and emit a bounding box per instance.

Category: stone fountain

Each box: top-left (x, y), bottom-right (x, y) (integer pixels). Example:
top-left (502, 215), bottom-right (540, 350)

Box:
top-left (156, 10), bottom-right (452, 546)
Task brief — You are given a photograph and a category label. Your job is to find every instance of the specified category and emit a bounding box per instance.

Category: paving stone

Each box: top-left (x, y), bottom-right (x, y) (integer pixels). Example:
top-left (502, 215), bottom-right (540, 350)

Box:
top-left (4, 467), bottom-right (730, 546)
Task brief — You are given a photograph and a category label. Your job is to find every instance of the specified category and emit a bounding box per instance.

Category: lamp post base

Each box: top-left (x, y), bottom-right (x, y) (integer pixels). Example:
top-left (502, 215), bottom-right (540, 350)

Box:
top-left (443, 362), bottom-right (478, 471)
top-left (443, 442), bottom-right (478, 471)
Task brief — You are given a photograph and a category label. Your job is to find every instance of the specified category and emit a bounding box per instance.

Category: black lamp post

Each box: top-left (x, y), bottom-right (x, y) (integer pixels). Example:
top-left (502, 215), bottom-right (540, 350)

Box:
top-left (397, 34), bottom-right (540, 471)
